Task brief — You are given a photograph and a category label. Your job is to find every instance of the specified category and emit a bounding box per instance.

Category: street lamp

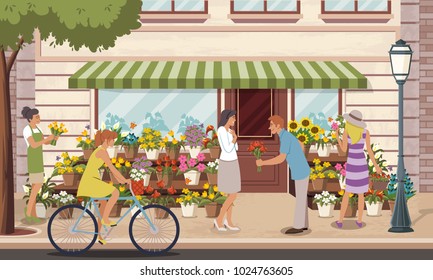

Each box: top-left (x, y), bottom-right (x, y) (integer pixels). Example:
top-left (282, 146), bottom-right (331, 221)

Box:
top-left (388, 39), bottom-right (414, 233)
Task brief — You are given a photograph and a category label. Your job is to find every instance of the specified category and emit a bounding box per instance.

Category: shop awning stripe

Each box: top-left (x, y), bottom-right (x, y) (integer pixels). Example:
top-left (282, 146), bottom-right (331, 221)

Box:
top-left (69, 61), bottom-right (368, 89)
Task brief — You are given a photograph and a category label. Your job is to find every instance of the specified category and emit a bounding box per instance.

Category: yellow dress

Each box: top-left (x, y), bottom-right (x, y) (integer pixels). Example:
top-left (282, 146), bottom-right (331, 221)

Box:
top-left (77, 147), bottom-right (115, 198)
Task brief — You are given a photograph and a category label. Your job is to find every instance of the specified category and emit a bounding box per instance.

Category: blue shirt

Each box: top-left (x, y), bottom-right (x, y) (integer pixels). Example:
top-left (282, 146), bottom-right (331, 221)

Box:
top-left (278, 129), bottom-right (310, 180)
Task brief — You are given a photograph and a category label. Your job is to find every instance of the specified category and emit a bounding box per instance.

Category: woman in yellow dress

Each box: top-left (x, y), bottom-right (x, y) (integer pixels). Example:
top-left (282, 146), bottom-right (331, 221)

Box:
top-left (77, 129), bottom-right (131, 245)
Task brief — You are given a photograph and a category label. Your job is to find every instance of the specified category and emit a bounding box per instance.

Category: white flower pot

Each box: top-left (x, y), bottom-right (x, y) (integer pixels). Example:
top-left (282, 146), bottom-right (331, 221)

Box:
top-left (184, 170), bottom-right (201, 185)
top-left (130, 206), bottom-right (144, 217)
top-left (187, 146), bottom-right (202, 159)
top-left (181, 203), bottom-right (197, 218)
top-left (81, 201), bottom-right (95, 217)
top-left (35, 203), bottom-right (47, 218)
top-left (339, 177), bottom-right (346, 190)
top-left (366, 201), bottom-right (383, 217)
top-left (145, 149), bottom-right (160, 160)
top-left (317, 203), bottom-right (335, 218)
top-left (106, 146), bottom-right (120, 158)
top-left (142, 174), bottom-right (151, 186)
top-left (316, 144), bottom-right (331, 157)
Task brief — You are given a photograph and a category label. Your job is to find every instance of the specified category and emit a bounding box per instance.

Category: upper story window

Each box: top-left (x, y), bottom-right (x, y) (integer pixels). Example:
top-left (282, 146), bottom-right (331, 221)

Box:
top-left (322, 0), bottom-right (390, 14)
top-left (231, 0), bottom-right (300, 14)
top-left (141, 0), bottom-right (208, 13)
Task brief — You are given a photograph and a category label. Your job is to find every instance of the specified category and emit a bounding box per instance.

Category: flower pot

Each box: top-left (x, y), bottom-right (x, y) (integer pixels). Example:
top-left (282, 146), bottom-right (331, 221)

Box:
top-left (311, 178), bottom-right (328, 191)
top-left (209, 146), bottom-right (221, 159)
top-left (316, 144), bottom-right (331, 157)
top-left (205, 202), bottom-right (222, 217)
top-left (83, 148), bottom-right (94, 160)
top-left (124, 146), bottom-right (139, 160)
top-left (344, 205), bottom-right (357, 218)
top-left (131, 179), bottom-right (146, 195)
top-left (145, 149), bottom-right (160, 160)
top-left (188, 146), bottom-right (202, 159)
top-left (339, 177), bottom-right (346, 190)
top-left (59, 207), bottom-right (74, 219)
top-left (336, 145), bottom-right (347, 157)
top-left (303, 144), bottom-right (311, 158)
top-left (63, 173), bottom-right (77, 187)
top-left (109, 202), bottom-right (123, 217)
top-left (35, 203), bottom-right (47, 218)
top-left (166, 146), bottom-right (181, 161)
top-left (317, 203), bottom-right (335, 218)
top-left (366, 201), bottom-right (383, 217)
top-left (370, 180), bottom-right (389, 191)
top-left (389, 200), bottom-right (395, 214)
top-left (206, 173), bottom-right (218, 185)
top-left (155, 207), bottom-right (169, 219)
top-left (106, 146), bottom-right (120, 158)
top-left (181, 203), bottom-right (197, 218)
top-left (156, 172), bottom-right (173, 187)
top-left (184, 170), bottom-right (201, 185)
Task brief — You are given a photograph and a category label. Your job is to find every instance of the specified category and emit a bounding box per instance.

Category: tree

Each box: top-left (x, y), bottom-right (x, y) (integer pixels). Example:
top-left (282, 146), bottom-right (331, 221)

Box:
top-left (0, 0), bottom-right (141, 234)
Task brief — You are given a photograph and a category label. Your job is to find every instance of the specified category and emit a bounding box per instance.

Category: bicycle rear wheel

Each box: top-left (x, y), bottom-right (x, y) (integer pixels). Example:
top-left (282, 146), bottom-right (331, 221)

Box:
top-left (129, 205), bottom-right (180, 255)
top-left (47, 205), bottom-right (98, 255)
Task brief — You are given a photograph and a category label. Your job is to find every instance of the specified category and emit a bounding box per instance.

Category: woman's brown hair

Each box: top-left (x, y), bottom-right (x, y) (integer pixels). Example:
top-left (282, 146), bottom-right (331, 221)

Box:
top-left (95, 130), bottom-right (118, 147)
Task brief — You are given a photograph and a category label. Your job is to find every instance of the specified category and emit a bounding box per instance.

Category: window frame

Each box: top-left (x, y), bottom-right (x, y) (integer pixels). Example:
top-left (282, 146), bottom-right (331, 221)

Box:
top-left (290, 89), bottom-right (342, 121)
top-left (321, 0), bottom-right (391, 14)
top-left (140, 0), bottom-right (209, 14)
top-left (230, 0), bottom-right (301, 15)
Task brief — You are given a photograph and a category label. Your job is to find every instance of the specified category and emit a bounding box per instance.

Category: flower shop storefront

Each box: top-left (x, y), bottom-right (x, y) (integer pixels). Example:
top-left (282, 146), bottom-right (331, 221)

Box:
top-left (68, 60), bottom-right (368, 195)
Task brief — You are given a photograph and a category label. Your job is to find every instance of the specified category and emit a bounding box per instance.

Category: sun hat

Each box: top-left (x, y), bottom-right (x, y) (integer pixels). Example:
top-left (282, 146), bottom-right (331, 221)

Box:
top-left (342, 110), bottom-right (366, 128)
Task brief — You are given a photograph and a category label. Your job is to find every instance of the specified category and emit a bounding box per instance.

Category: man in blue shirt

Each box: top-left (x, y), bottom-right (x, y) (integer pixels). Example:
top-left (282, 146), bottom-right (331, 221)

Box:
top-left (256, 115), bottom-right (310, 234)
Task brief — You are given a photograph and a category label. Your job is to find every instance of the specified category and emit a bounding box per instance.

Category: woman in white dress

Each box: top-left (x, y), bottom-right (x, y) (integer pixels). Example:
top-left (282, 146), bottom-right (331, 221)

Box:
top-left (214, 109), bottom-right (241, 231)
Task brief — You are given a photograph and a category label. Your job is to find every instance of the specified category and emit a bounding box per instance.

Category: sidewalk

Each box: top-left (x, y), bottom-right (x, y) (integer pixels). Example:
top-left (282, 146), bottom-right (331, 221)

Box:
top-left (1, 193), bottom-right (433, 250)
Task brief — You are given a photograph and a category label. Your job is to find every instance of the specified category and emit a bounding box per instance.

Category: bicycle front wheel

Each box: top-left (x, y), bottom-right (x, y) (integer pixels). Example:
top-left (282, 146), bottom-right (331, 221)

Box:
top-left (129, 205), bottom-right (180, 255)
top-left (47, 204), bottom-right (98, 255)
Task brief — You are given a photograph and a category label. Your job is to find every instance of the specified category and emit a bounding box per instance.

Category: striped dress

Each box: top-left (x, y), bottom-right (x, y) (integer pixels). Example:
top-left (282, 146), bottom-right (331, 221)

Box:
top-left (345, 130), bottom-right (369, 194)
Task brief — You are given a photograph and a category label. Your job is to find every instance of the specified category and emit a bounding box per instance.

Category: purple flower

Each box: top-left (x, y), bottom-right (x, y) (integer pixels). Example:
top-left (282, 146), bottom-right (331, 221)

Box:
top-left (188, 158), bottom-right (197, 167)
top-left (197, 153), bottom-right (205, 162)
top-left (179, 163), bottom-right (188, 172)
top-left (178, 155), bottom-right (187, 164)
top-left (197, 163), bottom-right (206, 172)
top-left (56, 156), bottom-right (61, 161)
top-left (85, 124), bottom-right (91, 130)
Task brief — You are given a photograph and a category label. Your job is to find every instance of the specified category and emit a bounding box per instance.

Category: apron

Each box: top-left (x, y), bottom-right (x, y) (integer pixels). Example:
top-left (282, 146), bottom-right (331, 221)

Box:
top-left (27, 126), bottom-right (44, 174)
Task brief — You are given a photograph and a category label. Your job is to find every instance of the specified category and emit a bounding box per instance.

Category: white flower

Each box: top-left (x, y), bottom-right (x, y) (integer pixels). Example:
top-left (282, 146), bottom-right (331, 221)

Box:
top-left (215, 166), bottom-right (218, 170)
top-left (121, 132), bottom-right (129, 137)
top-left (101, 122), bottom-right (106, 130)
top-left (322, 191), bottom-right (329, 196)
top-left (316, 194), bottom-right (322, 200)
top-left (140, 169), bottom-right (145, 173)
top-left (113, 122), bottom-right (120, 130)
top-left (38, 188), bottom-right (42, 195)
top-left (314, 194), bottom-right (320, 199)
top-left (67, 194), bottom-right (74, 200)
top-left (215, 159), bottom-right (219, 163)
top-left (42, 192), bottom-right (49, 200)
top-left (23, 185), bottom-right (30, 194)
top-left (383, 162), bottom-right (388, 167)
top-left (60, 191), bottom-right (67, 197)
top-left (52, 194), bottom-right (60, 200)
top-left (60, 198), bottom-right (68, 204)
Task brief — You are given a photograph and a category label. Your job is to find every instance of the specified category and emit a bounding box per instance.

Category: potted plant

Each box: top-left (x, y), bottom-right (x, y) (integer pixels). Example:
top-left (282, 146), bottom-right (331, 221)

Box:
top-left (329, 115), bottom-right (346, 156)
top-left (51, 191), bottom-right (77, 219)
top-left (202, 125), bottom-right (220, 159)
top-left (53, 152), bottom-right (86, 187)
top-left (288, 117), bottom-right (318, 157)
top-left (177, 188), bottom-right (201, 218)
top-left (163, 130), bottom-right (186, 160)
top-left (122, 132), bottom-right (140, 160)
top-left (76, 126), bottom-right (95, 160)
top-left (155, 156), bottom-right (177, 187)
top-left (107, 157), bottom-right (131, 185)
top-left (366, 143), bottom-right (390, 190)
top-left (130, 156), bottom-right (154, 195)
top-left (22, 175), bottom-right (56, 218)
top-left (313, 130), bottom-right (332, 157)
top-left (147, 184), bottom-right (176, 219)
top-left (101, 121), bottom-right (123, 158)
top-left (384, 171), bottom-right (416, 214)
top-left (337, 190), bottom-right (358, 217)
top-left (205, 159), bottom-right (219, 185)
top-left (177, 153), bottom-right (206, 186)
top-left (198, 183), bottom-right (227, 217)
top-left (185, 124), bottom-right (206, 158)
top-left (335, 162), bottom-right (347, 189)
top-left (313, 191), bottom-right (338, 218)
top-left (365, 188), bottom-right (386, 216)
top-left (140, 127), bottom-right (164, 160)
top-left (310, 158), bottom-right (337, 191)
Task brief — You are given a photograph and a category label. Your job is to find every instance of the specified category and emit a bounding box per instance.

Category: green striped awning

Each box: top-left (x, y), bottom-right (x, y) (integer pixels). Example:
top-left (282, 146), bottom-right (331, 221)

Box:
top-left (69, 61), bottom-right (367, 89)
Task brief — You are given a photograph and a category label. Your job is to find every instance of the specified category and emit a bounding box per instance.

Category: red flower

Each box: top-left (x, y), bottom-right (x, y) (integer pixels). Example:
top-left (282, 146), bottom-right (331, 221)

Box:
top-left (168, 186), bottom-right (176, 195)
top-left (172, 165), bottom-right (177, 172)
top-left (145, 185), bottom-right (154, 194)
top-left (247, 145), bottom-right (255, 152)
top-left (253, 141), bottom-right (261, 148)
top-left (212, 132), bottom-right (218, 140)
top-left (165, 162), bottom-right (170, 167)
top-left (203, 138), bottom-right (210, 148)
top-left (156, 159), bottom-right (162, 166)
top-left (163, 156), bottom-right (170, 162)
top-left (157, 180), bottom-right (165, 189)
top-left (151, 190), bottom-right (161, 199)
top-left (77, 197), bottom-right (83, 203)
top-left (171, 159), bottom-right (177, 166)
top-left (156, 166), bottom-right (163, 172)
top-left (260, 146), bottom-right (267, 153)
top-left (206, 125), bottom-right (214, 135)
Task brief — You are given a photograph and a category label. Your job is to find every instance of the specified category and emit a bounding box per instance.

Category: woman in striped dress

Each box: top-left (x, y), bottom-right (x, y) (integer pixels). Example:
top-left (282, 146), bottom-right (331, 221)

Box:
top-left (336, 110), bottom-right (382, 228)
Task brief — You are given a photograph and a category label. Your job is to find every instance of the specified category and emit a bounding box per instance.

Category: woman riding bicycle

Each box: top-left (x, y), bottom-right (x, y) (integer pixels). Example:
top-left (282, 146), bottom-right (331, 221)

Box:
top-left (77, 129), bottom-right (131, 245)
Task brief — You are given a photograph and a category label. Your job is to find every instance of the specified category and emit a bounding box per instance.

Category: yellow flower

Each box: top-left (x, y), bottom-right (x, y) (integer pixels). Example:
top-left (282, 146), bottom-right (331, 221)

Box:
top-left (320, 129), bottom-right (325, 134)
top-left (172, 139), bottom-right (178, 145)
top-left (318, 173), bottom-right (325, 179)
top-left (192, 192), bottom-right (200, 197)
top-left (136, 195), bottom-right (142, 200)
top-left (338, 190), bottom-right (345, 196)
top-left (140, 143), bottom-right (148, 150)
top-left (168, 130), bottom-right (174, 137)
top-left (66, 167), bottom-right (73, 173)
top-left (313, 158), bottom-right (321, 165)
top-left (48, 124), bottom-right (53, 129)
top-left (76, 137), bottom-right (83, 142)
top-left (213, 186), bottom-right (218, 192)
top-left (125, 161), bottom-right (131, 168)
top-left (310, 125), bottom-right (320, 135)
top-left (118, 158), bottom-right (125, 164)
top-left (202, 191), bottom-right (208, 198)
top-left (185, 195), bottom-right (192, 201)
top-left (180, 135), bottom-right (186, 141)
top-left (159, 142), bottom-right (166, 148)
top-left (82, 130), bottom-right (88, 137)
top-left (328, 173), bottom-right (336, 179)
top-left (300, 117), bottom-right (312, 128)
top-left (315, 165), bottom-right (323, 172)
top-left (149, 142), bottom-right (155, 148)
top-left (208, 193), bottom-right (215, 200)
top-left (119, 186), bottom-right (125, 192)
top-left (182, 188), bottom-right (189, 194)
top-left (146, 134), bottom-right (154, 141)
top-left (108, 181), bottom-right (113, 185)
top-left (64, 160), bottom-right (71, 166)
top-left (323, 137), bottom-right (329, 143)
top-left (288, 120), bottom-right (299, 132)
top-left (153, 130), bottom-right (161, 137)
top-left (55, 162), bottom-right (62, 168)
top-left (349, 193), bottom-right (354, 198)
top-left (314, 134), bottom-right (320, 141)
top-left (323, 162), bottom-right (331, 168)
top-left (58, 168), bottom-right (65, 175)
top-left (138, 137), bottom-right (145, 143)
top-left (203, 183), bottom-right (209, 190)
top-left (115, 163), bottom-right (121, 169)
top-left (331, 132), bottom-right (337, 139)
top-left (103, 163), bottom-right (108, 168)
top-left (85, 139), bottom-right (92, 145)
top-left (62, 152), bottom-right (68, 159)
top-left (297, 133), bottom-right (308, 144)
top-left (63, 128), bottom-right (68, 133)
top-left (163, 136), bottom-right (168, 143)
top-left (143, 128), bottom-right (151, 134)
top-left (176, 198), bottom-right (184, 204)
top-left (111, 158), bottom-right (117, 164)
top-left (220, 192), bottom-right (225, 196)
top-left (72, 156), bottom-right (79, 162)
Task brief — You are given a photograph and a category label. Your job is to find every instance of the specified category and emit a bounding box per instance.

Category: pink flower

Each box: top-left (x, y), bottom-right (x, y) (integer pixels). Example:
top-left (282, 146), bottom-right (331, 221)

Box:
top-left (340, 169), bottom-right (346, 176)
top-left (197, 153), bottom-right (205, 162)
top-left (188, 158), bottom-right (197, 167)
top-left (335, 163), bottom-right (342, 171)
top-left (178, 155), bottom-right (187, 164)
top-left (331, 122), bottom-right (339, 130)
top-left (179, 163), bottom-right (188, 172)
top-left (197, 163), bottom-right (206, 172)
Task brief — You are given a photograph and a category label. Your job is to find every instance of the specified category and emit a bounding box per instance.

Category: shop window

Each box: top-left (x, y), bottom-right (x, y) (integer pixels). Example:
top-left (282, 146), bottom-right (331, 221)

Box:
top-left (322, 0), bottom-right (390, 13)
top-left (293, 89), bottom-right (340, 131)
top-left (231, 0), bottom-right (300, 13)
top-left (97, 89), bottom-right (217, 137)
top-left (141, 0), bottom-right (208, 13)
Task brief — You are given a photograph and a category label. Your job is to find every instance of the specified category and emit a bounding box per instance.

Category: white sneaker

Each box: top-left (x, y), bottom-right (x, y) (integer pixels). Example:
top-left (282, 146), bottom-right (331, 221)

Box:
top-left (224, 219), bottom-right (240, 231)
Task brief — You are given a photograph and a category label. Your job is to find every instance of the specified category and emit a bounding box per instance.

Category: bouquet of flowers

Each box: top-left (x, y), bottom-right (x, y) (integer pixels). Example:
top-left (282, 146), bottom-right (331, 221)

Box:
top-left (76, 126), bottom-right (95, 150)
top-left (140, 128), bottom-right (164, 151)
top-left (366, 143), bottom-right (389, 176)
top-left (177, 188), bottom-right (201, 206)
top-left (334, 162), bottom-right (347, 182)
top-left (329, 115), bottom-right (345, 146)
top-left (48, 122), bottom-right (68, 146)
top-left (185, 124), bottom-right (206, 148)
top-left (247, 141), bottom-right (267, 172)
top-left (198, 183), bottom-right (226, 206)
top-left (202, 125), bottom-right (219, 149)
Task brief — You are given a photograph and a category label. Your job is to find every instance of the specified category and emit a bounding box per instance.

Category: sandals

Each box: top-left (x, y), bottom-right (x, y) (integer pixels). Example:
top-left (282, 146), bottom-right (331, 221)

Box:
top-left (98, 238), bottom-right (107, 245)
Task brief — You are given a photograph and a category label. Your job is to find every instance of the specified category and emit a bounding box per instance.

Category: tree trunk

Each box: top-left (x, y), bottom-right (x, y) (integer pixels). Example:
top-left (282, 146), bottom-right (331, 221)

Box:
top-left (0, 49), bottom-right (16, 234)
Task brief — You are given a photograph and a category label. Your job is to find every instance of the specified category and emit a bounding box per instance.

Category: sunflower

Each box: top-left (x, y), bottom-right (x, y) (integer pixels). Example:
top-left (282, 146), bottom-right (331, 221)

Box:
top-left (300, 117), bottom-right (312, 129)
top-left (288, 120), bottom-right (299, 132)
top-left (297, 133), bottom-right (308, 144)
top-left (310, 125), bottom-right (320, 135)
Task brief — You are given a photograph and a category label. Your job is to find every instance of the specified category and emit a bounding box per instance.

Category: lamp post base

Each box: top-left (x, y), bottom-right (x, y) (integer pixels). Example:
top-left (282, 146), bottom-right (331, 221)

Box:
top-left (388, 227), bottom-right (414, 233)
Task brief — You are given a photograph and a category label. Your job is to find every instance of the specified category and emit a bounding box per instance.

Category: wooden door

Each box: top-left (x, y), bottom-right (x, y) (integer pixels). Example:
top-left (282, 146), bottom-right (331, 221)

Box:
top-left (224, 89), bottom-right (288, 192)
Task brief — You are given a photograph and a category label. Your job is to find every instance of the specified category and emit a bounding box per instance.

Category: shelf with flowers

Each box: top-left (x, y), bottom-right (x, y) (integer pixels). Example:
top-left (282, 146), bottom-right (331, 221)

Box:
top-left (202, 125), bottom-right (220, 159)
top-left (313, 191), bottom-right (338, 218)
top-left (177, 188), bottom-right (201, 218)
top-left (140, 128), bottom-right (164, 160)
top-left (177, 153), bottom-right (206, 186)
top-left (337, 190), bottom-right (359, 217)
top-left (366, 143), bottom-right (390, 190)
top-left (198, 183), bottom-right (227, 217)
top-left (309, 158), bottom-right (337, 191)
top-left (51, 191), bottom-right (77, 219)
top-left (76, 126), bottom-right (95, 160)
top-left (23, 174), bottom-right (57, 219)
top-left (365, 188), bottom-right (386, 216)
top-left (130, 156), bottom-right (154, 195)
top-left (184, 124), bottom-right (206, 158)
top-left (53, 152), bottom-right (86, 187)
top-left (383, 171), bottom-right (416, 214)
top-left (163, 130), bottom-right (186, 161)
top-left (288, 117), bottom-right (318, 157)
top-left (204, 159), bottom-right (218, 185)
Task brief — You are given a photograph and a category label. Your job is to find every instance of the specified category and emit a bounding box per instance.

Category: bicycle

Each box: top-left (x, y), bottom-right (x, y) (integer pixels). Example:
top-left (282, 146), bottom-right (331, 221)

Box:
top-left (47, 183), bottom-right (180, 256)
